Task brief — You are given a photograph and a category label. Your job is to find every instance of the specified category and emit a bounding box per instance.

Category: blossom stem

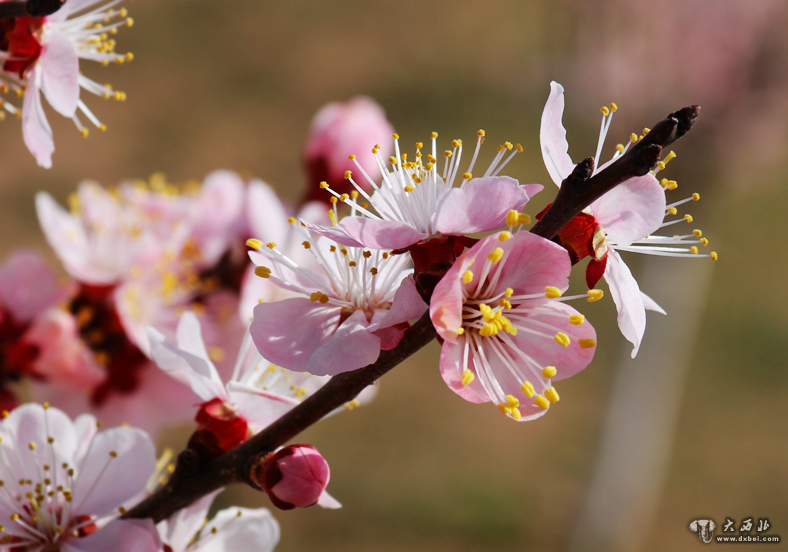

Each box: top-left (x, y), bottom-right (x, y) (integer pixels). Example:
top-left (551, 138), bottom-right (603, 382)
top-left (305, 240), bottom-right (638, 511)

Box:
top-left (123, 105), bottom-right (699, 524)
top-left (122, 310), bottom-right (437, 523)
top-left (0, 0), bottom-right (64, 18)
top-left (530, 105), bottom-right (700, 241)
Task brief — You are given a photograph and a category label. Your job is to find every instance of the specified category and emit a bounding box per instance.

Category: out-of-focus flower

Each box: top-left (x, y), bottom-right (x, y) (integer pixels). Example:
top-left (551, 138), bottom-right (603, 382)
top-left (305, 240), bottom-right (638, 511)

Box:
top-left (0, 250), bottom-right (77, 408)
top-left (239, 179), bottom-right (329, 322)
top-left (303, 96), bottom-right (394, 203)
top-left (430, 228), bottom-right (597, 421)
top-left (0, 402), bottom-right (160, 551)
top-left (150, 311), bottom-right (373, 461)
top-left (306, 131), bottom-right (542, 251)
top-left (248, 230), bottom-right (427, 375)
top-left (0, 0), bottom-right (135, 167)
top-left (157, 489), bottom-right (280, 552)
top-left (540, 82), bottom-right (716, 357)
top-left (250, 444), bottom-right (331, 510)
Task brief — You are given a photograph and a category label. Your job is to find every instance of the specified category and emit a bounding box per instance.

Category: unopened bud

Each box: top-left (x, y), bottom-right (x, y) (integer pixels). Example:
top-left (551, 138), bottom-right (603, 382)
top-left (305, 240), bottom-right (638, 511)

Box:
top-left (250, 444), bottom-right (330, 510)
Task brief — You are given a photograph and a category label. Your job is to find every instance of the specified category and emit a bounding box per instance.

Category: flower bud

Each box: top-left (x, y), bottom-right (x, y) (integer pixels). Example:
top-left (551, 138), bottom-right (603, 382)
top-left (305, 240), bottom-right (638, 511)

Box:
top-left (303, 96), bottom-right (393, 203)
top-left (250, 444), bottom-right (330, 510)
top-left (188, 398), bottom-right (249, 461)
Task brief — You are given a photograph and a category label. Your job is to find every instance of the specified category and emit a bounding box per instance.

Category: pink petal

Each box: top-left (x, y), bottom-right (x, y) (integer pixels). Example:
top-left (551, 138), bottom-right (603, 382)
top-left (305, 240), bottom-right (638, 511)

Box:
top-left (591, 174), bottom-right (666, 246)
top-left (191, 170), bottom-right (245, 266)
top-left (372, 322), bottom-right (408, 350)
top-left (200, 507), bottom-right (280, 552)
top-left (492, 231), bottom-right (572, 296)
top-left (247, 179), bottom-right (292, 247)
top-left (540, 81), bottom-right (575, 186)
top-left (71, 427), bottom-right (155, 516)
top-left (306, 309), bottom-right (382, 375)
top-left (370, 275), bottom-right (427, 331)
top-left (604, 249), bottom-right (646, 358)
top-left (337, 217), bottom-right (429, 250)
top-left (40, 30), bottom-right (79, 117)
top-left (1, 403), bottom-right (77, 468)
top-left (0, 249), bottom-right (73, 323)
top-left (64, 519), bottom-right (161, 552)
top-left (434, 177), bottom-right (543, 235)
top-left (300, 220), bottom-right (365, 248)
top-left (157, 489), bottom-right (222, 551)
top-left (251, 298), bottom-right (342, 372)
top-left (22, 74), bottom-right (54, 169)
top-left (438, 338), bottom-right (490, 404)
top-left (429, 252), bottom-right (473, 343)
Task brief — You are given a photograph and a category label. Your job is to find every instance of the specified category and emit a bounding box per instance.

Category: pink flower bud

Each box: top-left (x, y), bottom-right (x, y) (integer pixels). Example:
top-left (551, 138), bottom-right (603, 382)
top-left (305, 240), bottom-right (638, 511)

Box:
top-left (250, 444), bottom-right (330, 510)
top-left (303, 96), bottom-right (394, 203)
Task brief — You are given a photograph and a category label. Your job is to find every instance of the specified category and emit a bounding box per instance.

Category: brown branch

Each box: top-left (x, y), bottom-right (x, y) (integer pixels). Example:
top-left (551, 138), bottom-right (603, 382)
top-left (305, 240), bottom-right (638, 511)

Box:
top-left (530, 105), bottom-right (700, 240)
top-left (123, 104), bottom-right (700, 524)
top-left (123, 310), bottom-right (437, 523)
top-left (0, 0), bottom-right (64, 18)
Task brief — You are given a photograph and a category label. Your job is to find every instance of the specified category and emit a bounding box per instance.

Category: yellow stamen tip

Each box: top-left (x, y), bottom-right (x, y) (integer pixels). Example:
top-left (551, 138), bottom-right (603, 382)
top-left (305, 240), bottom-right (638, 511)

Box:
top-left (542, 366), bottom-right (557, 378)
top-left (693, 229), bottom-right (702, 237)
top-left (254, 266), bottom-right (271, 279)
top-left (487, 248), bottom-right (504, 264)
top-left (692, 193), bottom-right (700, 201)
top-left (521, 381), bottom-right (535, 398)
top-left (545, 286), bottom-right (562, 299)
top-left (544, 386), bottom-right (560, 403)
top-left (462, 270), bottom-right (473, 284)
top-left (600, 106), bottom-right (610, 116)
top-left (348, 154), bottom-right (356, 160)
top-left (710, 251), bottom-right (718, 261)
top-left (534, 395), bottom-right (550, 410)
top-left (245, 238), bottom-right (262, 250)
top-left (343, 170), bottom-right (352, 179)
top-left (587, 289), bottom-right (604, 302)
top-left (684, 214), bottom-right (693, 223)
top-left (578, 338), bottom-right (597, 349)
top-left (319, 181), bottom-right (329, 189)
top-left (554, 332), bottom-right (570, 347)
top-left (690, 246), bottom-right (699, 255)
top-left (569, 314), bottom-right (585, 326)
top-left (498, 231), bottom-right (512, 242)
top-left (392, 133), bottom-right (399, 140)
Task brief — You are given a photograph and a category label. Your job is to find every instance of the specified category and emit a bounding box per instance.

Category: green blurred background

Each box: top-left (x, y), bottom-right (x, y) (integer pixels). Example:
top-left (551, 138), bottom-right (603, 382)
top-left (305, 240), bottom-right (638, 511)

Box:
top-left (2, 0), bottom-right (787, 550)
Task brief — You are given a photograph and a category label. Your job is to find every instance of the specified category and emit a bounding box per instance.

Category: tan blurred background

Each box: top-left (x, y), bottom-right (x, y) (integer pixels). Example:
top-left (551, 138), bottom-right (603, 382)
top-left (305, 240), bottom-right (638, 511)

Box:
top-left (2, 0), bottom-right (788, 550)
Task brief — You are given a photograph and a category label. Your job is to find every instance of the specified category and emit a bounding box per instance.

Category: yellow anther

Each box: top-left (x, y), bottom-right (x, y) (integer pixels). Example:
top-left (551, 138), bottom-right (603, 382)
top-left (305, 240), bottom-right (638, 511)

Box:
top-left (80, 127), bottom-right (89, 138)
top-left (477, 129), bottom-right (486, 137)
top-left (700, 237), bottom-right (708, 246)
top-left (656, 161), bottom-right (666, 171)
top-left (545, 286), bottom-right (562, 299)
top-left (431, 132), bottom-right (438, 138)
top-left (266, 242), bottom-right (276, 249)
top-left (286, 217), bottom-right (296, 225)
top-left (463, 172), bottom-right (472, 180)
top-left (578, 338), bottom-right (597, 349)
top-left (534, 395), bottom-right (550, 410)
top-left (667, 180), bottom-right (678, 190)
top-left (246, 238), bottom-right (262, 250)
top-left (392, 133), bottom-right (399, 140)
top-left (487, 247), bottom-right (504, 264)
top-left (452, 139), bottom-right (461, 148)
top-left (347, 154), bottom-right (356, 160)
top-left (125, 17), bottom-right (134, 26)
top-left (511, 408), bottom-right (522, 420)
top-left (254, 266), bottom-right (271, 279)
top-left (692, 193), bottom-right (700, 201)
top-left (609, 102), bottom-right (618, 112)
top-left (586, 289), bottom-right (604, 302)
top-left (554, 332), bottom-right (570, 347)
top-left (515, 144), bottom-right (524, 152)
top-left (329, 197), bottom-right (338, 204)
top-left (684, 214), bottom-right (693, 223)
top-left (319, 181), bottom-right (329, 189)
top-left (415, 142), bottom-right (423, 149)
top-left (544, 386), bottom-right (560, 403)
top-left (125, 52), bottom-right (134, 62)
top-left (348, 261), bottom-right (357, 267)
top-left (456, 327), bottom-right (464, 335)
top-left (542, 366), bottom-right (557, 379)
top-left (109, 450), bottom-right (117, 458)
top-left (350, 191), bottom-right (359, 198)
top-left (404, 185), bottom-right (415, 192)
top-left (505, 288), bottom-right (513, 298)
top-left (401, 153), bottom-right (408, 161)
top-left (661, 178), bottom-right (669, 188)
top-left (506, 395), bottom-right (519, 408)
top-left (498, 299), bottom-right (511, 309)
top-left (569, 314), bottom-right (585, 325)
top-left (690, 246), bottom-right (699, 254)
top-left (497, 403), bottom-right (512, 415)
top-left (517, 213), bottom-right (530, 225)
top-left (462, 270), bottom-right (473, 284)
top-left (643, 127), bottom-right (651, 135)
top-left (498, 231), bottom-right (512, 242)
top-left (600, 106), bottom-right (610, 116)
top-left (711, 251), bottom-right (718, 261)
top-left (302, 241), bottom-right (311, 250)
top-left (667, 207), bottom-right (678, 215)
top-left (616, 144), bottom-right (624, 152)
top-left (28, 443), bottom-right (36, 451)
top-left (343, 170), bottom-right (352, 179)
top-left (693, 229), bottom-right (702, 237)
top-left (444, 150), bottom-right (452, 158)
top-left (630, 133), bottom-right (638, 142)
top-left (337, 194), bottom-right (348, 203)
top-left (369, 267), bottom-right (378, 275)
top-left (505, 210), bottom-right (520, 227)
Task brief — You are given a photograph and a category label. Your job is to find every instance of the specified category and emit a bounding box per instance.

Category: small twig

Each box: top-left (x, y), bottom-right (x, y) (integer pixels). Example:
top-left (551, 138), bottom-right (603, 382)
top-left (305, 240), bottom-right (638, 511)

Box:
top-left (124, 105), bottom-right (700, 524)
top-left (0, 0), bottom-right (64, 18)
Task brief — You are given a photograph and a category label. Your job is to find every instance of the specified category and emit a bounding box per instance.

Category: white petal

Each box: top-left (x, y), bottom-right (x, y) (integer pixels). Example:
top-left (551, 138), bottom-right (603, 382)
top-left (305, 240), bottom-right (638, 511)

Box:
top-left (158, 489), bottom-right (223, 552)
top-left (22, 72), bottom-right (54, 168)
top-left (605, 250), bottom-right (647, 358)
top-left (194, 507), bottom-right (280, 552)
top-left (40, 30), bottom-right (80, 116)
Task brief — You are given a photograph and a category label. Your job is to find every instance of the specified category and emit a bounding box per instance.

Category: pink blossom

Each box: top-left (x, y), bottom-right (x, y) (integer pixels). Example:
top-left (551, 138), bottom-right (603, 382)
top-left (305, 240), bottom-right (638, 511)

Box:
top-left (304, 96), bottom-right (394, 202)
top-left (248, 232), bottom-right (427, 376)
top-left (251, 444), bottom-right (331, 510)
top-left (304, 131), bottom-right (542, 251)
top-left (0, 0), bottom-right (134, 167)
top-left (430, 230), bottom-right (597, 421)
top-left (0, 403), bottom-right (159, 551)
top-left (540, 82), bottom-right (716, 357)
top-left (156, 489), bottom-right (280, 552)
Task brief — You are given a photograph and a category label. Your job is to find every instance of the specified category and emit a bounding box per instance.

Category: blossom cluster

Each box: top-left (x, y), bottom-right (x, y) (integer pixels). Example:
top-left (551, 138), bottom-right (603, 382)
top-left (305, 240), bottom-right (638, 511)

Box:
top-left (0, 2), bottom-right (716, 547)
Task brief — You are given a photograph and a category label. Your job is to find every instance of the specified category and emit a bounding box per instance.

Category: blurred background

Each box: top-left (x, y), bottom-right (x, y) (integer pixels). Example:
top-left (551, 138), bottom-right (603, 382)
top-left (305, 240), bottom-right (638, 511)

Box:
top-left (2, 0), bottom-right (787, 550)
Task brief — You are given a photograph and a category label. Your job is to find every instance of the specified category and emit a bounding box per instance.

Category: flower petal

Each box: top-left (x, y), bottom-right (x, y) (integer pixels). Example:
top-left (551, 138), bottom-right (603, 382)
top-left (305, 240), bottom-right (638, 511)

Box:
top-left (71, 426), bottom-right (155, 516)
top-left (434, 177), bottom-right (542, 235)
top-left (197, 507), bottom-right (280, 552)
top-left (604, 249), bottom-right (647, 358)
top-left (22, 73), bottom-right (54, 168)
top-left (592, 174), bottom-right (666, 246)
top-left (369, 275), bottom-right (427, 331)
top-left (317, 490), bottom-right (342, 509)
top-left (641, 290), bottom-right (666, 314)
top-left (438, 337), bottom-right (490, 404)
top-left (0, 249), bottom-right (73, 323)
top-left (300, 220), bottom-right (365, 248)
top-left (335, 217), bottom-right (429, 250)
top-left (306, 309), bottom-right (382, 376)
top-left (493, 231), bottom-right (572, 296)
top-left (157, 489), bottom-right (222, 552)
top-left (227, 383), bottom-right (299, 433)
top-left (40, 30), bottom-right (79, 117)
top-left (64, 519), bottom-right (161, 552)
top-left (251, 298), bottom-right (341, 373)
top-left (540, 81), bottom-right (575, 186)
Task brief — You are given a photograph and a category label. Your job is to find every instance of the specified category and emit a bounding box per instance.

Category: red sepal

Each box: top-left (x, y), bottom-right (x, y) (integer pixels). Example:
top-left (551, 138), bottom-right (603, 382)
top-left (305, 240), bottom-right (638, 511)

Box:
top-left (585, 255), bottom-right (607, 290)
